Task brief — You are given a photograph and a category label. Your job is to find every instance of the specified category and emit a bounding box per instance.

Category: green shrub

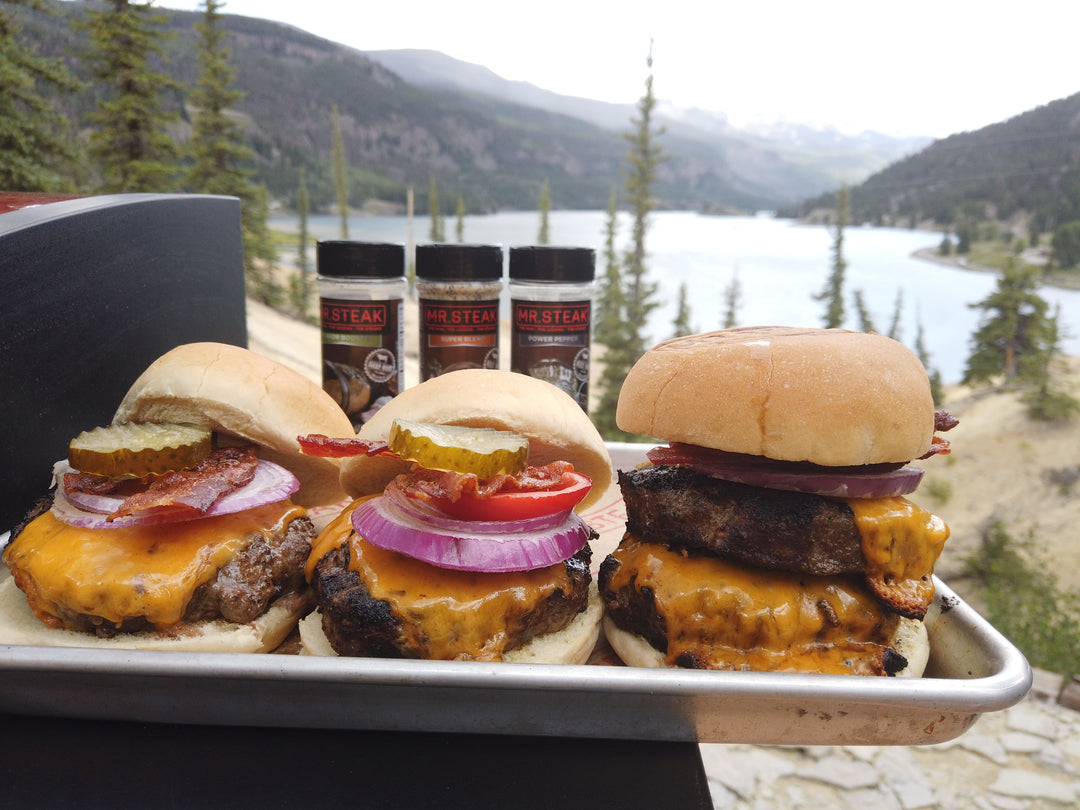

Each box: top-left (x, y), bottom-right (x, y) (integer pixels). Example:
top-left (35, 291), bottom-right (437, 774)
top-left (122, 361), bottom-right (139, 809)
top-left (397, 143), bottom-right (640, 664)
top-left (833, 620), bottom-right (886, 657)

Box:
top-left (962, 520), bottom-right (1080, 678)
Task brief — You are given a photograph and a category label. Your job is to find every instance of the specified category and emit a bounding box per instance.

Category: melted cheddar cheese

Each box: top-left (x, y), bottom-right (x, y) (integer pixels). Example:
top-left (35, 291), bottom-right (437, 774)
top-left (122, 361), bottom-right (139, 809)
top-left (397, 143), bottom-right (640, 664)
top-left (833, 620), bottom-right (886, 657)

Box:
top-left (848, 496), bottom-right (949, 618)
top-left (603, 535), bottom-right (899, 675)
top-left (307, 500), bottom-right (579, 661)
top-left (4, 501), bottom-right (305, 630)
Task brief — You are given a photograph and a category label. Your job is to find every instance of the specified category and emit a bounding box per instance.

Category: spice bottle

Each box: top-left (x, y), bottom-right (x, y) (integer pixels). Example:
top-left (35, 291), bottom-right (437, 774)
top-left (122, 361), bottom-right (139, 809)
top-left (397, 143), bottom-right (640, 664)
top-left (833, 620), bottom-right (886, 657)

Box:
top-left (415, 243), bottom-right (503, 381)
top-left (508, 246), bottom-right (595, 411)
top-left (317, 240), bottom-right (406, 428)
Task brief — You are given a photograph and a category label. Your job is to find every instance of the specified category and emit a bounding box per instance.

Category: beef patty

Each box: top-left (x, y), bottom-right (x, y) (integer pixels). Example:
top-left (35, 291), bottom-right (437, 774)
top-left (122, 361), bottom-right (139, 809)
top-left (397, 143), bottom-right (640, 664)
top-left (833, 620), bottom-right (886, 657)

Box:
top-left (619, 465), bottom-right (866, 576)
top-left (310, 537), bottom-right (594, 660)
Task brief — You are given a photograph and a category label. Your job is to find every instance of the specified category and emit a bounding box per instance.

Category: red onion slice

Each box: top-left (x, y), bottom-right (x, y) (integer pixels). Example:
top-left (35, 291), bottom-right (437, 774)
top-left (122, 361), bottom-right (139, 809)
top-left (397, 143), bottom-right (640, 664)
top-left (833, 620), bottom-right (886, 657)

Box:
top-left (51, 459), bottom-right (299, 529)
top-left (648, 444), bottom-right (923, 499)
top-left (351, 493), bottom-right (591, 572)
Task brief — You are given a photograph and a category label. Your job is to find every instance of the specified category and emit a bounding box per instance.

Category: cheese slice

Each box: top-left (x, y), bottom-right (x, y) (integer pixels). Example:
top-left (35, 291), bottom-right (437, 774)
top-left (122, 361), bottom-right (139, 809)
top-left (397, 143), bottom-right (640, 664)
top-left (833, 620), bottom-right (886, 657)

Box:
top-left (4, 501), bottom-right (305, 631)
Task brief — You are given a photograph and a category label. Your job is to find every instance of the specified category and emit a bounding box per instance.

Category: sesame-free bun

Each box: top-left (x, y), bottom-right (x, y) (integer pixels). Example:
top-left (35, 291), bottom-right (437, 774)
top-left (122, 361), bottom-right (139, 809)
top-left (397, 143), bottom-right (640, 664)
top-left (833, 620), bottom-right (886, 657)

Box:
top-left (299, 585), bottom-right (604, 664)
top-left (616, 327), bottom-right (935, 466)
top-left (601, 613), bottom-right (930, 677)
top-left (113, 342), bottom-right (354, 507)
top-left (0, 577), bottom-right (310, 653)
top-left (339, 369), bottom-right (613, 512)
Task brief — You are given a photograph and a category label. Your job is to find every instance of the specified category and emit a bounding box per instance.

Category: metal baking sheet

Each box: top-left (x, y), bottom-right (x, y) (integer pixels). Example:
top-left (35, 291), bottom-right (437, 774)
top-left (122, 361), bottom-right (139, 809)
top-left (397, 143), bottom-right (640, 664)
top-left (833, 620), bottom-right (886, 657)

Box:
top-left (0, 442), bottom-right (1032, 746)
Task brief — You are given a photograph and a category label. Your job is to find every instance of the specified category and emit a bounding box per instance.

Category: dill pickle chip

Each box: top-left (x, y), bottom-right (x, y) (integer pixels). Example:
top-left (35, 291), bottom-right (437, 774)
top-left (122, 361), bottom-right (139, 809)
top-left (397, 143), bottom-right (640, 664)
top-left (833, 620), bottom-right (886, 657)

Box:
top-left (387, 419), bottom-right (529, 477)
top-left (68, 423), bottom-right (213, 478)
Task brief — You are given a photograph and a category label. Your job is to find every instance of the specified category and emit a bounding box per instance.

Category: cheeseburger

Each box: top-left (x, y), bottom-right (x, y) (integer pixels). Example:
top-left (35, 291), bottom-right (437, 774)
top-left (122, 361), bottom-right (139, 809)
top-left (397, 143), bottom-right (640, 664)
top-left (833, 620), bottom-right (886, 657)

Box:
top-left (1, 343), bottom-right (354, 652)
top-left (599, 327), bottom-right (956, 676)
top-left (297, 369), bottom-right (613, 663)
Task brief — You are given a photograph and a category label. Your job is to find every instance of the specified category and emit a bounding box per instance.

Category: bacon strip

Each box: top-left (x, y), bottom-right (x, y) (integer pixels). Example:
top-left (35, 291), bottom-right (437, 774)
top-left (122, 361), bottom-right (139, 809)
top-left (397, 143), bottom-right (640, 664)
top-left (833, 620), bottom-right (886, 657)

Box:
top-left (398, 461), bottom-right (574, 503)
top-left (297, 434), bottom-right (390, 458)
top-left (107, 446), bottom-right (259, 522)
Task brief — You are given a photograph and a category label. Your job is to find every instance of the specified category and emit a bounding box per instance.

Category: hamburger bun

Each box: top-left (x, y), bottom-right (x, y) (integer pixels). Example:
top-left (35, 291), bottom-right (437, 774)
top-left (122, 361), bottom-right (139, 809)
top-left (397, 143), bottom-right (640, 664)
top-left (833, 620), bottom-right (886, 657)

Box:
top-left (600, 613), bottom-right (930, 677)
top-left (0, 576), bottom-right (308, 653)
top-left (298, 585), bottom-right (604, 664)
top-left (615, 326), bottom-right (935, 466)
top-left (114, 342), bottom-right (354, 507)
top-left (339, 369), bottom-right (613, 511)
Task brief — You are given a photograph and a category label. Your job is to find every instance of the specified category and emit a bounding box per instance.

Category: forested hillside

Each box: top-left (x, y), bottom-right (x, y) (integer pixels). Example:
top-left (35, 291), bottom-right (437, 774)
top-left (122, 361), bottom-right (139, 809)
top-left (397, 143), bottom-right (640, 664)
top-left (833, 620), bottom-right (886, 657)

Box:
top-left (789, 93), bottom-right (1080, 239)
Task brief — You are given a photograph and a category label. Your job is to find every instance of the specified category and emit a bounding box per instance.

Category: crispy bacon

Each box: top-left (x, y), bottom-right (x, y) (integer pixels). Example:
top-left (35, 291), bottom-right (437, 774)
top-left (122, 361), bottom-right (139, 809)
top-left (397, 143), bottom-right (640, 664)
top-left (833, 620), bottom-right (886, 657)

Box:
top-left (297, 434), bottom-right (389, 458)
top-left (107, 446), bottom-right (259, 522)
top-left (935, 409), bottom-right (959, 432)
top-left (397, 461), bottom-right (574, 504)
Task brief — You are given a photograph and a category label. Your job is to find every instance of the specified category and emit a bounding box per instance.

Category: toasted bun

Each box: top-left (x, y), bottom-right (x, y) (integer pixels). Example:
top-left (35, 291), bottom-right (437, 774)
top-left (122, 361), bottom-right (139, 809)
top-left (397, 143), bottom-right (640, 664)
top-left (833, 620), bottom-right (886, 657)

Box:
top-left (113, 342), bottom-right (354, 507)
top-left (0, 577), bottom-right (309, 653)
top-left (339, 369), bottom-right (613, 512)
top-left (601, 614), bottom-right (929, 677)
top-left (299, 585), bottom-right (603, 664)
top-left (616, 327), bottom-right (935, 466)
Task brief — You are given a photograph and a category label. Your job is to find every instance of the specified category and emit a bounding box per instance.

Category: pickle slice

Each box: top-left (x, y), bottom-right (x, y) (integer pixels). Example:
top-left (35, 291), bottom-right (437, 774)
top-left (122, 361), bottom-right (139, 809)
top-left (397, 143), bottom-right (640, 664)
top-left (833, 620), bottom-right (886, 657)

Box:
top-left (68, 423), bottom-right (213, 478)
top-left (387, 419), bottom-right (529, 477)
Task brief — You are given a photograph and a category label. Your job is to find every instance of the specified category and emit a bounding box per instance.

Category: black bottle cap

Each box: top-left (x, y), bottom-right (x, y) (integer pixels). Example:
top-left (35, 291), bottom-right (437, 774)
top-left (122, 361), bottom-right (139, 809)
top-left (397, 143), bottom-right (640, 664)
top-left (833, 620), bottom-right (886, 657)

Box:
top-left (509, 246), bottom-right (595, 282)
top-left (416, 243), bottom-right (503, 281)
top-left (317, 241), bottom-right (405, 279)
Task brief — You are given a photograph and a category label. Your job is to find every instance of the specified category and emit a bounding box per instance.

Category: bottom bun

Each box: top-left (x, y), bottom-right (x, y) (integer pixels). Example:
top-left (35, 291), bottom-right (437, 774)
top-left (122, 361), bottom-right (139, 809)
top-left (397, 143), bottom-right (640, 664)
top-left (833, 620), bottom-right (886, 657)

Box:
top-left (300, 585), bottom-right (603, 665)
top-left (602, 614), bottom-right (930, 677)
top-left (0, 577), bottom-right (311, 653)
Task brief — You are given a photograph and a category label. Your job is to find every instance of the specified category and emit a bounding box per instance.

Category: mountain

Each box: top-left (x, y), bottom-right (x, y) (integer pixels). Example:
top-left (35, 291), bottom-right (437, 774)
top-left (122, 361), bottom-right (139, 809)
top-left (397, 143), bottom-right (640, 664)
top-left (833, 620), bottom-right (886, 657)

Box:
top-left (24, 2), bottom-right (923, 213)
top-left (788, 92), bottom-right (1080, 235)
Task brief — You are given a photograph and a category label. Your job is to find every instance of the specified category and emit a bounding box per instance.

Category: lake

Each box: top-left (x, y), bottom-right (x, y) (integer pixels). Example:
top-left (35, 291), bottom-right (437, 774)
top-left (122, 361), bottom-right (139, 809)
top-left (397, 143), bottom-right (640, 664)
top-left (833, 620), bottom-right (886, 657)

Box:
top-left (270, 210), bottom-right (1080, 384)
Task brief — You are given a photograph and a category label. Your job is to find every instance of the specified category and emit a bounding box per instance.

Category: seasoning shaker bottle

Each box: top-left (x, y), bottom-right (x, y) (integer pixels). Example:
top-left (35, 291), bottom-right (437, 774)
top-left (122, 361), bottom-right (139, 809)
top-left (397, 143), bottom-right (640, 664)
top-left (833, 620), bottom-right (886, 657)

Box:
top-left (508, 246), bottom-right (595, 411)
top-left (415, 243), bottom-right (504, 381)
top-left (317, 240), bottom-right (406, 428)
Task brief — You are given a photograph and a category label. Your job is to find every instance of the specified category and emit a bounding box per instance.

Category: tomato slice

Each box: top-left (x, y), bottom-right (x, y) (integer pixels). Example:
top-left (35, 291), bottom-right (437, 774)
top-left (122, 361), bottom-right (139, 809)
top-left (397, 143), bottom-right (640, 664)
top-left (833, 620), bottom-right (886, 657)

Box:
top-left (427, 470), bottom-right (592, 522)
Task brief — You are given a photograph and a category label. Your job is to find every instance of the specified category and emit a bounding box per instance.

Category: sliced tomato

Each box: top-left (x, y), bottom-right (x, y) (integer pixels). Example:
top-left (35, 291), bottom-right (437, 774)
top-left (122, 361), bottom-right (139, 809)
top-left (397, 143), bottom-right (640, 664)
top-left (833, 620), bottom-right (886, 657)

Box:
top-left (426, 470), bottom-right (592, 522)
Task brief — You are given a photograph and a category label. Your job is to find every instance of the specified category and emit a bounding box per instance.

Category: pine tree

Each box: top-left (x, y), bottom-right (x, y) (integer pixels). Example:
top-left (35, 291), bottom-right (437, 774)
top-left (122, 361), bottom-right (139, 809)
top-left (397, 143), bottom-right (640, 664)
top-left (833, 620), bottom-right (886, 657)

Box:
top-left (814, 185), bottom-right (848, 328)
top-left (721, 268), bottom-right (741, 328)
top-left (289, 166), bottom-right (315, 322)
top-left (852, 289), bottom-right (875, 333)
top-left (331, 104), bottom-right (348, 238)
top-left (672, 282), bottom-right (693, 337)
top-left (887, 288), bottom-right (904, 341)
top-left (428, 176), bottom-right (444, 241)
top-left (186, 0), bottom-right (277, 304)
top-left (593, 189), bottom-right (631, 439)
top-left (0, 0), bottom-right (83, 191)
top-left (914, 314), bottom-right (945, 406)
top-left (80, 0), bottom-right (181, 192)
top-left (455, 195), bottom-right (466, 242)
top-left (1021, 304), bottom-right (1080, 421)
top-left (963, 258), bottom-right (1054, 385)
top-left (537, 179), bottom-right (551, 244)
top-left (620, 43), bottom-right (664, 365)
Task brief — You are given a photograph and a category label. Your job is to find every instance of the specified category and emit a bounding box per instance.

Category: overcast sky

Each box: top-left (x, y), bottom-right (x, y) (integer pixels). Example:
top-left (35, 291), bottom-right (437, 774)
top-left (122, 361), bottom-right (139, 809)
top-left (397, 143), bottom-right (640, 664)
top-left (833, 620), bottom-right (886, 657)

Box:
top-left (162, 0), bottom-right (1080, 139)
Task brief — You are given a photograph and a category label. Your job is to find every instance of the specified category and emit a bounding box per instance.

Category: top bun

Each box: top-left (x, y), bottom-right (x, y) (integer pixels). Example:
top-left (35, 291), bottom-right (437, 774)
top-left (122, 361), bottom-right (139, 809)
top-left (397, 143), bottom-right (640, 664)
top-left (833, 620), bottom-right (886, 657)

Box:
top-left (339, 369), bottom-right (613, 512)
top-left (113, 342), bottom-right (355, 507)
top-left (616, 327), bottom-right (935, 466)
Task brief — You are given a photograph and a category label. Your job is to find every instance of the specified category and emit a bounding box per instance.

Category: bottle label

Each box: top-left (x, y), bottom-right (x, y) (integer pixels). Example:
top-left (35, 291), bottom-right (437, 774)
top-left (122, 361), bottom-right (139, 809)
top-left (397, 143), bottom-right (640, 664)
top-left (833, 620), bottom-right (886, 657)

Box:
top-left (419, 298), bottom-right (500, 380)
top-left (511, 299), bottom-right (591, 410)
top-left (320, 297), bottom-right (403, 427)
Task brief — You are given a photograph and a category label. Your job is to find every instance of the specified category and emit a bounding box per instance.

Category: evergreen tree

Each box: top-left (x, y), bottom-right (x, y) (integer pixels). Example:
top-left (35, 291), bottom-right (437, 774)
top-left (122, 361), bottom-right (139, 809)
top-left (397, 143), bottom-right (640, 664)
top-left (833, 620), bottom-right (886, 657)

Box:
top-left (427, 176), bottom-right (444, 241)
top-left (331, 104), bottom-right (348, 238)
top-left (672, 282), bottom-right (693, 337)
top-left (620, 43), bottom-right (665, 366)
top-left (1022, 304), bottom-right (1080, 422)
top-left (455, 195), bottom-right (465, 242)
top-left (814, 184), bottom-right (848, 328)
top-left (914, 313), bottom-right (945, 406)
top-left (1051, 220), bottom-right (1080, 269)
top-left (537, 178), bottom-right (551, 244)
top-left (852, 289), bottom-right (875, 333)
top-left (186, 0), bottom-right (277, 304)
top-left (963, 258), bottom-right (1055, 385)
top-left (80, 0), bottom-right (180, 192)
top-left (0, 0), bottom-right (83, 191)
top-left (593, 189), bottom-right (631, 439)
top-left (721, 268), bottom-right (741, 328)
top-left (887, 288), bottom-right (904, 341)
top-left (288, 166), bottom-right (314, 321)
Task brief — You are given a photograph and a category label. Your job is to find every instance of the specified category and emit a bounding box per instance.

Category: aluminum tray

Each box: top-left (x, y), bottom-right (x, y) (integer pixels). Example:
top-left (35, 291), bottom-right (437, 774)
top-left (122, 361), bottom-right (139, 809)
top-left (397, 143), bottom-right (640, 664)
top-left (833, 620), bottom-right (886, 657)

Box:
top-left (0, 443), bottom-right (1032, 746)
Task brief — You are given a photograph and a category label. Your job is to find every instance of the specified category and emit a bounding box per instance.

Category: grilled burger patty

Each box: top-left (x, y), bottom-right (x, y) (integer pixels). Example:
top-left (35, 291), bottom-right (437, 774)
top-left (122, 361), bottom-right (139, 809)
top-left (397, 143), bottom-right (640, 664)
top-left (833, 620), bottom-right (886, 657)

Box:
top-left (619, 465), bottom-right (865, 576)
top-left (311, 539), bottom-right (594, 660)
